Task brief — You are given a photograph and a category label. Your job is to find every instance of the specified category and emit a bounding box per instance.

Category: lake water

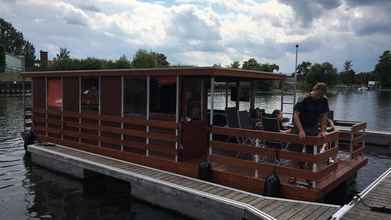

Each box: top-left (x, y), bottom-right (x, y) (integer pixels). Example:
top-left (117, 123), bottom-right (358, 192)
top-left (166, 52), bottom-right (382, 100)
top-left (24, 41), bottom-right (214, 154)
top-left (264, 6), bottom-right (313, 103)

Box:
top-left (0, 91), bottom-right (391, 219)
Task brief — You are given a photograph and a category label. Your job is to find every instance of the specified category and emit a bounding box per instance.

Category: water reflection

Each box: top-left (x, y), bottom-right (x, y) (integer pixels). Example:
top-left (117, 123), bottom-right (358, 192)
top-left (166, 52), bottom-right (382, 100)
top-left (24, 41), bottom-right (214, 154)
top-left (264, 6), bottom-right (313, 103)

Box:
top-left (212, 90), bottom-right (391, 131)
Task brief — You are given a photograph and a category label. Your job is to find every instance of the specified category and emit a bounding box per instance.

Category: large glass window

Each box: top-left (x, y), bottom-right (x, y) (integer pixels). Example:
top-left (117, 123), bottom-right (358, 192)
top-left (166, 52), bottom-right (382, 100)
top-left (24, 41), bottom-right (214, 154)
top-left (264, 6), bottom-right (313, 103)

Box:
top-left (81, 77), bottom-right (99, 112)
top-left (124, 78), bottom-right (147, 116)
top-left (47, 78), bottom-right (62, 108)
top-left (150, 76), bottom-right (176, 114)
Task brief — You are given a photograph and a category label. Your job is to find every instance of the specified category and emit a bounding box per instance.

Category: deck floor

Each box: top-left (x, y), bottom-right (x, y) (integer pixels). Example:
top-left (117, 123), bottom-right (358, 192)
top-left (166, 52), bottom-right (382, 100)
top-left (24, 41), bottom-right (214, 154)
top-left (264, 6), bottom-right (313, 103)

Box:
top-left (341, 168), bottom-right (391, 220)
top-left (28, 144), bottom-right (339, 220)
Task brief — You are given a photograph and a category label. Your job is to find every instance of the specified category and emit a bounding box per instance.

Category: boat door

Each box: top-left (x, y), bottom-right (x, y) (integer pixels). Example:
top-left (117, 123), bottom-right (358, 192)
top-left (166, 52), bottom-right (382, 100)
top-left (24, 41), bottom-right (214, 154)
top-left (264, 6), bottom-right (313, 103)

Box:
top-left (179, 77), bottom-right (209, 161)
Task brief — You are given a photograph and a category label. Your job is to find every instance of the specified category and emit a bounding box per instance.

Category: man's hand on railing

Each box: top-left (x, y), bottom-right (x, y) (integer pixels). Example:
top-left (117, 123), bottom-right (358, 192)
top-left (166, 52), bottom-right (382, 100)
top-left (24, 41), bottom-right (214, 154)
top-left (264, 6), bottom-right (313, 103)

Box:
top-left (299, 129), bottom-right (306, 139)
top-left (319, 131), bottom-right (327, 138)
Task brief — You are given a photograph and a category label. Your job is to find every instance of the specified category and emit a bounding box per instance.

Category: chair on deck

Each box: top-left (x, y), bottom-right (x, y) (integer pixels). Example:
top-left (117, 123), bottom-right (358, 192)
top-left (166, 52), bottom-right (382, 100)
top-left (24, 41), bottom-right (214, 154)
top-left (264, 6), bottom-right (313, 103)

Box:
top-left (262, 116), bottom-right (281, 132)
top-left (262, 116), bottom-right (286, 158)
top-left (226, 107), bottom-right (239, 128)
top-left (238, 111), bottom-right (257, 145)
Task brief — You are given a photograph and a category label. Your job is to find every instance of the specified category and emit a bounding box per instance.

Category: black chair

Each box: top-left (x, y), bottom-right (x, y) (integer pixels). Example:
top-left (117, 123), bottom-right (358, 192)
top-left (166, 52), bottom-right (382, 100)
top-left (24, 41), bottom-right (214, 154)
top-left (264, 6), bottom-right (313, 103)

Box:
top-left (226, 107), bottom-right (239, 128)
top-left (262, 117), bottom-right (281, 132)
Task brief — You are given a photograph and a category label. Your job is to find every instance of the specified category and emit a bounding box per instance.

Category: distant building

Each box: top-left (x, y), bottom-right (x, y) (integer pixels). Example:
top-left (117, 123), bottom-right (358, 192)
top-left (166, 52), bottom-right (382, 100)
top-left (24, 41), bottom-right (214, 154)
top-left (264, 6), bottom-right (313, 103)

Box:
top-left (34, 50), bottom-right (49, 69)
top-left (4, 53), bottom-right (25, 73)
top-left (368, 81), bottom-right (378, 89)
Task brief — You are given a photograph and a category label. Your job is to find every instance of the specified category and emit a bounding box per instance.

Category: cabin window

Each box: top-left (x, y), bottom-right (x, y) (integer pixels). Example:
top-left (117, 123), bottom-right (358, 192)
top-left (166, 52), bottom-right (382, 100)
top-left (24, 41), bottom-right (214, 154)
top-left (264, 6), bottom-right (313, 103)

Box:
top-left (150, 76), bottom-right (176, 115)
top-left (47, 78), bottom-right (62, 109)
top-left (124, 77), bottom-right (147, 116)
top-left (81, 77), bottom-right (99, 112)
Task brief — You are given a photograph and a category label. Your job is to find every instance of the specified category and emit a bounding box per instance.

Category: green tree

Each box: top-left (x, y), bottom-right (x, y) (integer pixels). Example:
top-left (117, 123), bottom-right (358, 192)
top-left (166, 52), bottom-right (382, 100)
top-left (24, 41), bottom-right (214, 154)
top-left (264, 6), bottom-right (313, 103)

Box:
top-left (114, 55), bottom-right (131, 69)
top-left (0, 18), bottom-right (36, 70)
top-left (52, 48), bottom-right (73, 70)
top-left (230, 61), bottom-right (240, 68)
top-left (24, 41), bottom-right (35, 71)
top-left (131, 49), bottom-right (170, 68)
top-left (339, 60), bottom-right (355, 85)
top-left (241, 58), bottom-right (279, 91)
top-left (304, 62), bottom-right (338, 90)
top-left (375, 51), bottom-right (391, 88)
top-left (297, 61), bottom-right (312, 77)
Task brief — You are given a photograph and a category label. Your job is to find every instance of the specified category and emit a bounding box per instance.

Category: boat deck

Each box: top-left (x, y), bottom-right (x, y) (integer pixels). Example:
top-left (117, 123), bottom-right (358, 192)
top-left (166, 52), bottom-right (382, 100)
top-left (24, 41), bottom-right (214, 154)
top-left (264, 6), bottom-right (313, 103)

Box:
top-left (335, 168), bottom-right (391, 220)
top-left (28, 143), bottom-right (339, 220)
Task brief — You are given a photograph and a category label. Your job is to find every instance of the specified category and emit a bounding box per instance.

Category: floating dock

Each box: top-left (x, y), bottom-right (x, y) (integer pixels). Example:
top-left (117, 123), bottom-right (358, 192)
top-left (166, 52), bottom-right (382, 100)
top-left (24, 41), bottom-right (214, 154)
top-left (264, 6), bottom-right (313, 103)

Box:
top-left (28, 143), bottom-right (340, 220)
top-left (331, 167), bottom-right (391, 220)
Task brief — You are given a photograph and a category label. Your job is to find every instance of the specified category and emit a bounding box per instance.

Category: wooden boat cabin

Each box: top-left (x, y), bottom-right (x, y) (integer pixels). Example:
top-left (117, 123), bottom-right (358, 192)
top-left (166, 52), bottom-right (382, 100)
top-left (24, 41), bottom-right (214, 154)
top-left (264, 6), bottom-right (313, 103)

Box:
top-left (22, 67), bottom-right (367, 201)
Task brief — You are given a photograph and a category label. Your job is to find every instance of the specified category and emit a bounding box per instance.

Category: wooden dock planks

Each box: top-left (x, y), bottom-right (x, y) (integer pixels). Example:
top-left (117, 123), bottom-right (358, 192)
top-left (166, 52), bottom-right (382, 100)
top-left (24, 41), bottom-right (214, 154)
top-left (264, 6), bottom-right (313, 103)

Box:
top-left (28, 144), bottom-right (339, 220)
top-left (341, 168), bottom-right (391, 220)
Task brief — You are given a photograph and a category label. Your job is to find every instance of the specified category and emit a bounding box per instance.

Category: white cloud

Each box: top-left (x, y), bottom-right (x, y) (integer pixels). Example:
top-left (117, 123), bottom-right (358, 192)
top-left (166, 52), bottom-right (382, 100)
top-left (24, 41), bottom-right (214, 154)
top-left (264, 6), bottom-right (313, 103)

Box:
top-left (1, 0), bottom-right (390, 72)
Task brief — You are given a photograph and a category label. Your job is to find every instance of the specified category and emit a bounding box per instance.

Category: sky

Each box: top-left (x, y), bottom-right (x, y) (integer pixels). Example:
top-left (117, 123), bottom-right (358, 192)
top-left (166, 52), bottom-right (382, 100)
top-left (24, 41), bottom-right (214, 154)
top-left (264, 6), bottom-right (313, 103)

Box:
top-left (1, 0), bottom-right (391, 73)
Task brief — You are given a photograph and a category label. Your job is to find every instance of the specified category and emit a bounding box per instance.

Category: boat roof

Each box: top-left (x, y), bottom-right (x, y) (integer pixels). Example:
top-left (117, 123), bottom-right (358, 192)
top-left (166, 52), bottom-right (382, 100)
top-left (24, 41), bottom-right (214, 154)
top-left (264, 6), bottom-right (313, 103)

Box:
top-left (22, 67), bottom-right (286, 80)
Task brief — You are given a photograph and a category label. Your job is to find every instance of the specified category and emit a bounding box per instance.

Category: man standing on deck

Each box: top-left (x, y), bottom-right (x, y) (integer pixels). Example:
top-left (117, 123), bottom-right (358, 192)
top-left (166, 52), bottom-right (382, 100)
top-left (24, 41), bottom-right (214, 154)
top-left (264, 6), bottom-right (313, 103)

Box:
top-left (292, 82), bottom-right (330, 152)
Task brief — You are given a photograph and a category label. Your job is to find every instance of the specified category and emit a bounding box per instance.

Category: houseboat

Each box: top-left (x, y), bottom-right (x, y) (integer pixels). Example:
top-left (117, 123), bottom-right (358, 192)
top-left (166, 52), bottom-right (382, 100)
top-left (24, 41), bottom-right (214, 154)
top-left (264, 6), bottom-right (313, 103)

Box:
top-left (22, 67), bottom-right (367, 202)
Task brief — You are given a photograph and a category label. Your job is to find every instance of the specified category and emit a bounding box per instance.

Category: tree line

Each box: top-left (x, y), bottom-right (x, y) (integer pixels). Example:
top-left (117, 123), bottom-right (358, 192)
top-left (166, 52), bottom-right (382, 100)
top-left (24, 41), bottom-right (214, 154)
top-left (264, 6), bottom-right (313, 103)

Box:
top-left (47, 48), bottom-right (170, 71)
top-left (0, 18), bottom-right (35, 71)
top-left (294, 51), bottom-right (391, 90)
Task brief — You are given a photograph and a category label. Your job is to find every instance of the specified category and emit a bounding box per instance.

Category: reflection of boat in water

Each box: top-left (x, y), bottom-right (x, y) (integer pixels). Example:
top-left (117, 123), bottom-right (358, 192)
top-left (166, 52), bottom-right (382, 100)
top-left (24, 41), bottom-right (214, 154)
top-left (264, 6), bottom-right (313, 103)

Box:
top-left (358, 86), bottom-right (368, 91)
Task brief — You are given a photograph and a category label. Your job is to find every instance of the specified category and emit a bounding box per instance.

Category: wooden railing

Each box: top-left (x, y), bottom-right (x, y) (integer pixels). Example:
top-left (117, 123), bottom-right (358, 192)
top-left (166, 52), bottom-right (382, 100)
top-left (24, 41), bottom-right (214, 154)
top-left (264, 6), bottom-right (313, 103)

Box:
top-left (209, 126), bottom-right (340, 188)
top-left (32, 108), bottom-right (179, 161)
top-left (337, 121), bottom-right (366, 159)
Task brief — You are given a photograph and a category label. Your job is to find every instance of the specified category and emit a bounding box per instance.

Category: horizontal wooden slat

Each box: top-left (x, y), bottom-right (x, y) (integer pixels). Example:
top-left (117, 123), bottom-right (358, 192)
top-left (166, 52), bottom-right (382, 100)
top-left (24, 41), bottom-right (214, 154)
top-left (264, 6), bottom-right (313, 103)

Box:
top-left (352, 146), bottom-right (365, 158)
top-left (123, 128), bottom-right (147, 138)
top-left (210, 140), bottom-right (337, 163)
top-left (149, 132), bottom-right (177, 142)
top-left (211, 126), bottom-right (338, 146)
top-left (100, 136), bottom-right (122, 146)
top-left (149, 120), bottom-right (177, 129)
top-left (63, 130), bottom-right (80, 138)
top-left (209, 154), bottom-right (333, 182)
top-left (80, 123), bottom-right (99, 131)
top-left (63, 111), bottom-right (80, 118)
top-left (80, 112), bottom-right (100, 120)
top-left (148, 143), bottom-right (176, 156)
top-left (123, 116), bottom-right (147, 126)
top-left (101, 125), bottom-right (121, 135)
top-left (100, 114), bottom-right (123, 123)
top-left (352, 122), bottom-right (367, 133)
top-left (123, 140), bottom-right (146, 151)
top-left (80, 133), bottom-right (100, 141)
top-left (63, 121), bottom-right (80, 129)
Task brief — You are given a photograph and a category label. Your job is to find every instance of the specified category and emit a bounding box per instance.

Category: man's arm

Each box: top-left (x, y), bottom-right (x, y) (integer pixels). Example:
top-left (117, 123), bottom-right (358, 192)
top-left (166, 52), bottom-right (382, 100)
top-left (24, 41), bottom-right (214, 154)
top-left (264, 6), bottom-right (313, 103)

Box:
top-left (294, 111), bottom-right (306, 139)
top-left (320, 113), bottom-right (328, 134)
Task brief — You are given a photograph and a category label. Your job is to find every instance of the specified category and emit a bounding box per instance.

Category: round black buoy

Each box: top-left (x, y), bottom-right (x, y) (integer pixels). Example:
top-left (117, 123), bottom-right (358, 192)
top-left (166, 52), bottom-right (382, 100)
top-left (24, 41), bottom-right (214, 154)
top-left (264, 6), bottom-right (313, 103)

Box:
top-left (263, 171), bottom-right (280, 197)
top-left (198, 161), bottom-right (211, 181)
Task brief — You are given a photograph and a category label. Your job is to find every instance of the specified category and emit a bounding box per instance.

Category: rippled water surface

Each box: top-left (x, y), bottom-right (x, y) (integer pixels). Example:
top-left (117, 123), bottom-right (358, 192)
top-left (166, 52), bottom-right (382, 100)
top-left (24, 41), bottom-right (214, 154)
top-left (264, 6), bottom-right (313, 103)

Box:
top-left (1, 91), bottom-right (391, 219)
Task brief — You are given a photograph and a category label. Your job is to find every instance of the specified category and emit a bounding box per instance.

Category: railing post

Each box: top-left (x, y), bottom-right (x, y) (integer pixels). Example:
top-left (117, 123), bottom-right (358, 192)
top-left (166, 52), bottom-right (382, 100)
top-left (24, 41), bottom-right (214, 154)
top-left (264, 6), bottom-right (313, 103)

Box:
top-left (146, 76), bottom-right (150, 157)
top-left (175, 75), bottom-right (179, 162)
top-left (45, 77), bottom-right (48, 137)
top-left (22, 79), bottom-right (26, 131)
top-left (78, 76), bottom-right (82, 144)
top-left (312, 143), bottom-right (318, 188)
top-left (209, 77), bottom-right (215, 156)
top-left (121, 76), bottom-right (124, 152)
top-left (350, 130), bottom-right (354, 159)
top-left (98, 76), bottom-right (101, 147)
top-left (61, 76), bottom-right (64, 143)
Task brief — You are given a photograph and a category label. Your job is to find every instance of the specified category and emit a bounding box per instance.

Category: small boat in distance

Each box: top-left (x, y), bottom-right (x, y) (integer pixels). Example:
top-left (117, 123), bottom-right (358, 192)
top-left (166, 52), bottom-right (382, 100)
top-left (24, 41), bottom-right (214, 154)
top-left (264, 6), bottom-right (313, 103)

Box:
top-left (22, 67), bottom-right (367, 202)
